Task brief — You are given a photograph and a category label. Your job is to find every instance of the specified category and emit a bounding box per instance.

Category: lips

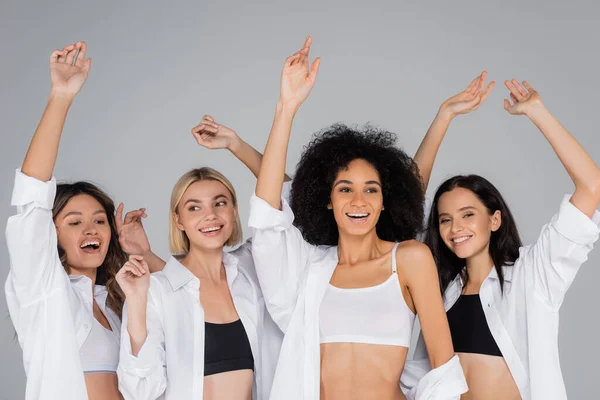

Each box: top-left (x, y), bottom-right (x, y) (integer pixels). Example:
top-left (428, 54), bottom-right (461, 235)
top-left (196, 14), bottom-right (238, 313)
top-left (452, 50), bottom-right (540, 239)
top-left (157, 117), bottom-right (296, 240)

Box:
top-left (345, 212), bottom-right (370, 224)
top-left (79, 238), bottom-right (102, 254)
top-left (199, 225), bottom-right (224, 237)
top-left (451, 235), bottom-right (473, 247)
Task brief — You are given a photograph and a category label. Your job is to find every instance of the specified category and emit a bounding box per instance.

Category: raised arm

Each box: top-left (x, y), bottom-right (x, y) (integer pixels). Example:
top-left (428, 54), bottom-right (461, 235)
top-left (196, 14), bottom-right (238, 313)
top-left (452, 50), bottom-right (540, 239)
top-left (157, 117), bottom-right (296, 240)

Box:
top-left (22, 42), bottom-right (91, 180)
top-left (504, 80), bottom-right (600, 217)
top-left (256, 36), bottom-right (320, 208)
top-left (192, 114), bottom-right (291, 181)
top-left (414, 72), bottom-right (494, 190)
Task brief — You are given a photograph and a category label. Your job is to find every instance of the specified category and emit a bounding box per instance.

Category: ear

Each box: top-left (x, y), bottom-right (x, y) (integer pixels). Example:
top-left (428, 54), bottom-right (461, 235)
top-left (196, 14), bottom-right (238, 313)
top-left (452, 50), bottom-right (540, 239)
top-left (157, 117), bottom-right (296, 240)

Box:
top-left (233, 206), bottom-right (239, 219)
top-left (490, 210), bottom-right (502, 232)
top-left (327, 203), bottom-right (332, 210)
top-left (173, 212), bottom-right (185, 231)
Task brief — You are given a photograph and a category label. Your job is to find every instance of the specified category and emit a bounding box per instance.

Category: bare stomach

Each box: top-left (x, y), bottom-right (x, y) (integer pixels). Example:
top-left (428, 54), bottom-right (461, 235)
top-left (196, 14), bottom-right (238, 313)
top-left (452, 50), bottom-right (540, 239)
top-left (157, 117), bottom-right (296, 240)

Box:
top-left (458, 353), bottom-right (521, 400)
top-left (203, 369), bottom-right (254, 400)
top-left (84, 373), bottom-right (123, 400)
top-left (320, 343), bottom-right (407, 400)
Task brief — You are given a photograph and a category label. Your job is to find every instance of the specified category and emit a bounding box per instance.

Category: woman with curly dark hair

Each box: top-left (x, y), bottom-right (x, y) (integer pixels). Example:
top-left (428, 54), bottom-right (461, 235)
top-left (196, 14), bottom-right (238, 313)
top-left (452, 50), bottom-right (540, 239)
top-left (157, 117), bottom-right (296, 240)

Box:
top-left (5, 41), bottom-right (157, 400)
top-left (410, 75), bottom-right (600, 399)
top-left (248, 37), bottom-right (467, 400)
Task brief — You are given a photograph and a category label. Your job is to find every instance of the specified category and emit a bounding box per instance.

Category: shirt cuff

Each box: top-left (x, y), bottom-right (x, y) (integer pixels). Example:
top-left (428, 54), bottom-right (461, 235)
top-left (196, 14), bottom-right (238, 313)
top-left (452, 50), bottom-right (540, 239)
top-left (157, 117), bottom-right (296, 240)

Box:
top-left (553, 194), bottom-right (600, 245)
top-left (119, 337), bottom-right (164, 378)
top-left (281, 179), bottom-right (293, 205)
top-left (248, 193), bottom-right (295, 232)
top-left (11, 168), bottom-right (56, 210)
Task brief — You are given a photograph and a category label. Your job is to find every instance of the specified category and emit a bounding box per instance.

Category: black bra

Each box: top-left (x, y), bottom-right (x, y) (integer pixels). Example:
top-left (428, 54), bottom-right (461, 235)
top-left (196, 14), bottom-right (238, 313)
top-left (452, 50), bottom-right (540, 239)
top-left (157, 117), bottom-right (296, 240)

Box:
top-left (446, 294), bottom-right (503, 357)
top-left (204, 319), bottom-right (254, 376)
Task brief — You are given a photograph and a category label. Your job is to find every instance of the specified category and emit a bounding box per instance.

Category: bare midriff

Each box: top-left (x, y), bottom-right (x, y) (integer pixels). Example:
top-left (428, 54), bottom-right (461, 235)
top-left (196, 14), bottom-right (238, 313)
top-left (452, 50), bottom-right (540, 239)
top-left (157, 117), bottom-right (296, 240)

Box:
top-left (320, 342), bottom-right (408, 400)
top-left (84, 373), bottom-right (123, 400)
top-left (203, 369), bottom-right (254, 400)
top-left (458, 353), bottom-right (521, 399)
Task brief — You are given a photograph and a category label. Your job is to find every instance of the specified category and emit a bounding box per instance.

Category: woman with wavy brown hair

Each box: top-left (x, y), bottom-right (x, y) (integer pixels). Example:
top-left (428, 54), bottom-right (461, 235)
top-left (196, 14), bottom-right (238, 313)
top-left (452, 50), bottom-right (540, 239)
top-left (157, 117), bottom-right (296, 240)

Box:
top-left (5, 41), bottom-right (155, 400)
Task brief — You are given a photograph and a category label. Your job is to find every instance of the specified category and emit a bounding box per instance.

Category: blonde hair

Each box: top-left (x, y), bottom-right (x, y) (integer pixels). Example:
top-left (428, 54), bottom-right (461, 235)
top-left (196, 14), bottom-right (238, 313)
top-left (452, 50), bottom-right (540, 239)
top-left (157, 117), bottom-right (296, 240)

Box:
top-left (169, 168), bottom-right (243, 254)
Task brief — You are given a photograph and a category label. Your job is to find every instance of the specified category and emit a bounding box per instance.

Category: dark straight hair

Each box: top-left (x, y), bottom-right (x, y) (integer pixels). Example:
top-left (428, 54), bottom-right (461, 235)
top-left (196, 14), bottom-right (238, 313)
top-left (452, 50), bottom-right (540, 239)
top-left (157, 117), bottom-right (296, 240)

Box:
top-left (424, 175), bottom-right (522, 294)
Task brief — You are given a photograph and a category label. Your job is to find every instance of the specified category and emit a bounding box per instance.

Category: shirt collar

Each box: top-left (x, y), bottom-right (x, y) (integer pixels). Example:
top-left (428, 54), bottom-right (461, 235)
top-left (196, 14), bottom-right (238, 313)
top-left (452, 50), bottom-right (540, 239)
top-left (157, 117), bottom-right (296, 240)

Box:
top-left (163, 252), bottom-right (240, 291)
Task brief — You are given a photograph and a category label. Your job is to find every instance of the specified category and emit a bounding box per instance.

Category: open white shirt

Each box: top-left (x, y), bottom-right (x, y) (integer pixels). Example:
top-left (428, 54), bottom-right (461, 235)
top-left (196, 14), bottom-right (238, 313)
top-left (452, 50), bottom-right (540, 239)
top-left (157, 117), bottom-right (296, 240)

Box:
top-left (409, 195), bottom-right (600, 399)
top-left (5, 170), bottom-right (121, 400)
top-left (248, 194), bottom-right (467, 400)
top-left (117, 252), bottom-right (283, 400)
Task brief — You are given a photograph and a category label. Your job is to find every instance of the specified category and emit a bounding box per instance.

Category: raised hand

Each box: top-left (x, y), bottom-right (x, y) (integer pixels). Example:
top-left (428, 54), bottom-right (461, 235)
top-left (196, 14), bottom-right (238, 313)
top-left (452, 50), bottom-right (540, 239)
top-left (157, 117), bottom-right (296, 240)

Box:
top-left (116, 203), bottom-right (151, 256)
top-left (440, 71), bottom-right (495, 118)
top-left (49, 41), bottom-right (91, 99)
top-left (191, 115), bottom-right (241, 150)
top-left (279, 36), bottom-right (321, 108)
top-left (503, 79), bottom-right (543, 116)
top-left (116, 255), bottom-right (151, 299)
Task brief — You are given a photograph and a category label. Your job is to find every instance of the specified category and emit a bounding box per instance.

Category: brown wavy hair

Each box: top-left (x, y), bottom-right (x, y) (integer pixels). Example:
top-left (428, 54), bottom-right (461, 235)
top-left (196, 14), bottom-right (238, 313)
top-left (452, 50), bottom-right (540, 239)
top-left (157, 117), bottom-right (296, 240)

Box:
top-left (53, 182), bottom-right (127, 319)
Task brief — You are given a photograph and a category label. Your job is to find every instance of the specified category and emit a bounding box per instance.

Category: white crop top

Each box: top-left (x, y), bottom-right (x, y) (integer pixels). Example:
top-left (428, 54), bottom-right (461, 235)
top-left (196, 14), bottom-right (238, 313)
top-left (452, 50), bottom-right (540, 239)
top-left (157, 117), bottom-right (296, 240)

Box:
top-left (79, 317), bottom-right (120, 374)
top-left (319, 243), bottom-right (416, 347)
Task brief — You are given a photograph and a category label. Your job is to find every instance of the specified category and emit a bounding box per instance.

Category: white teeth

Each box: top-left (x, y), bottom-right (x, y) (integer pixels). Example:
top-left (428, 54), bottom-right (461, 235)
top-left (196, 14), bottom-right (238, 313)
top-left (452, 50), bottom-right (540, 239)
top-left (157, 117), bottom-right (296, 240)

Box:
top-left (201, 226), bottom-right (222, 233)
top-left (347, 213), bottom-right (369, 218)
top-left (453, 236), bottom-right (472, 243)
top-left (80, 240), bottom-right (100, 248)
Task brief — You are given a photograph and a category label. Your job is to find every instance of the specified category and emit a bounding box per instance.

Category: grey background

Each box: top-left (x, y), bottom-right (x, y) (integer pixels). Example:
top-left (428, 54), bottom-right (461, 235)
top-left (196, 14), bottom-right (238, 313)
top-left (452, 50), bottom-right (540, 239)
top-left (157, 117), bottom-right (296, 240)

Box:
top-left (1, 0), bottom-right (598, 398)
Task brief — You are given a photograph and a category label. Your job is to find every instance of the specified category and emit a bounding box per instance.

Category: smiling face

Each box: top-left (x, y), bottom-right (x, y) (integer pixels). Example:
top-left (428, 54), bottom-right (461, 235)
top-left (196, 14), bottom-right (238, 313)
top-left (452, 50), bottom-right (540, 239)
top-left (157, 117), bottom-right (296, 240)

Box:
top-left (328, 158), bottom-right (384, 238)
top-left (437, 187), bottom-right (501, 260)
top-left (54, 194), bottom-right (111, 271)
top-left (173, 179), bottom-right (238, 251)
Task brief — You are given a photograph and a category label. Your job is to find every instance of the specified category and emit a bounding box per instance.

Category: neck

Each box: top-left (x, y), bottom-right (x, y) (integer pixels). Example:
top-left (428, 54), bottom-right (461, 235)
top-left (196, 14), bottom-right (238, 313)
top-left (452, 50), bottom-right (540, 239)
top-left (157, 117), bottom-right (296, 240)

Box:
top-left (181, 245), bottom-right (224, 282)
top-left (465, 244), bottom-right (494, 288)
top-left (337, 229), bottom-right (387, 265)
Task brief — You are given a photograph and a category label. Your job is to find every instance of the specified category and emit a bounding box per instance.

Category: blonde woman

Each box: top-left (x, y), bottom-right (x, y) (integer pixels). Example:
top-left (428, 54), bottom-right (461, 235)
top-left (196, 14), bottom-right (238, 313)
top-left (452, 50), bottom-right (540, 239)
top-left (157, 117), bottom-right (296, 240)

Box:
top-left (117, 118), bottom-right (290, 400)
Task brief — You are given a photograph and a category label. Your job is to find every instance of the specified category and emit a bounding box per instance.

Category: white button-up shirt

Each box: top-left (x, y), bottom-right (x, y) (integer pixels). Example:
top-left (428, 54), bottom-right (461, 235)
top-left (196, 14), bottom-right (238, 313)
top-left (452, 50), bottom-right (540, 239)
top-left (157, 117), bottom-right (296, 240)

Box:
top-left (410, 195), bottom-right (600, 400)
top-left (248, 194), bottom-right (467, 400)
top-left (117, 252), bottom-right (283, 400)
top-left (5, 170), bottom-right (122, 400)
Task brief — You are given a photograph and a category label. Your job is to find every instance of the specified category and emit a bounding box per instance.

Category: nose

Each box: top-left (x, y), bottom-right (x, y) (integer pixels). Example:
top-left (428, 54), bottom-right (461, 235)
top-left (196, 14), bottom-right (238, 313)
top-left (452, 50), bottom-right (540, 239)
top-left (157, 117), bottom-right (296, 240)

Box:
top-left (83, 221), bottom-right (98, 235)
top-left (203, 207), bottom-right (218, 221)
top-left (450, 218), bottom-right (463, 233)
top-left (350, 191), bottom-right (366, 207)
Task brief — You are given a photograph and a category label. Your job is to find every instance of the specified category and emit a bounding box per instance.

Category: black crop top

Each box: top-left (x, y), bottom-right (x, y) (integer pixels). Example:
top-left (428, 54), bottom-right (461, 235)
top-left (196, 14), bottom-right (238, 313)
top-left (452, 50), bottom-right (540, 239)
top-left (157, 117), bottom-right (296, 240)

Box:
top-left (446, 294), bottom-right (503, 357)
top-left (204, 319), bottom-right (255, 376)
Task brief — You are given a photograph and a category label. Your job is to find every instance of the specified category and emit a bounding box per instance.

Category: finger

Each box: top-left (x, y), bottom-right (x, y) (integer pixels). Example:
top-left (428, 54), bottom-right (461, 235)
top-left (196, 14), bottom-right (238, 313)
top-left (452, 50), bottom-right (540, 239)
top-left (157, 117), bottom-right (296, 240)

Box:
top-left (200, 119), bottom-right (219, 129)
top-left (465, 75), bottom-right (480, 93)
top-left (511, 79), bottom-right (527, 97)
top-left (122, 263), bottom-right (142, 277)
top-left (504, 98), bottom-right (512, 112)
top-left (115, 203), bottom-right (124, 231)
top-left (65, 46), bottom-right (78, 65)
top-left (480, 81), bottom-right (495, 103)
top-left (308, 57), bottom-right (321, 83)
top-left (203, 115), bottom-right (214, 122)
top-left (299, 36), bottom-right (312, 54)
top-left (75, 41), bottom-right (87, 67)
top-left (510, 93), bottom-right (519, 104)
top-left (124, 209), bottom-right (145, 225)
top-left (504, 80), bottom-right (522, 101)
top-left (128, 257), bottom-right (146, 275)
top-left (50, 49), bottom-right (62, 63)
top-left (285, 53), bottom-right (301, 67)
top-left (57, 46), bottom-right (73, 63)
top-left (82, 58), bottom-right (92, 73)
top-left (477, 71), bottom-right (487, 93)
top-left (522, 81), bottom-right (534, 93)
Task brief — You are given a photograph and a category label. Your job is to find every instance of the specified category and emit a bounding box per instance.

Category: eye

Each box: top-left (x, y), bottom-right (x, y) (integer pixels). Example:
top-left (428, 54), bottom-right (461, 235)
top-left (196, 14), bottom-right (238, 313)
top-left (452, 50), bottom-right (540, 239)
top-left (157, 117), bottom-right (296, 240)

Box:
top-left (365, 187), bottom-right (379, 194)
top-left (188, 206), bottom-right (200, 212)
top-left (463, 212), bottom-right (474, 218)
top-left (68, 221), bottom-right (81, 226)
top-left (95, 219), bottom-right (106, 225)
top-left (339, 187), bottom-right (351, 193)
top-left (439, 218), bottom-right (450, 224)
top-left (215, 201), bottom-right (227, 207)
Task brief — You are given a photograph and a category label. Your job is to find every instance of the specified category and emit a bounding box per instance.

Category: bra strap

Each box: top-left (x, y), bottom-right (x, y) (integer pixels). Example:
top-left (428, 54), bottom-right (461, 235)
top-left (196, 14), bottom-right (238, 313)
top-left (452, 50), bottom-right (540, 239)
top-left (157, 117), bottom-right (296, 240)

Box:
top-left (391, 242), bottom-right (400, 273)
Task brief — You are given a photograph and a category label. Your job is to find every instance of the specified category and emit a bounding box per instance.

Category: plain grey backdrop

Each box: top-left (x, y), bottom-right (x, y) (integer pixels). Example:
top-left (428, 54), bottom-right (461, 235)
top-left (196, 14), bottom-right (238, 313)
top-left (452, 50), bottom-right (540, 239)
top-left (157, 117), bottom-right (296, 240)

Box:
top-left (1, 0), bottom-right (598, 398)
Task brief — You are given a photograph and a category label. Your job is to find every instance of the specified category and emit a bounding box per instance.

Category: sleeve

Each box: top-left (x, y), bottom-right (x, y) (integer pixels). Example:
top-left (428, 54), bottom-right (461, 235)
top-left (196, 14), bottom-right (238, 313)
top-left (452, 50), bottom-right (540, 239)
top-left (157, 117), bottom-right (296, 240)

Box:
top-left (247, 193), bottom-right (315, 333)
top-left (401, 355), bottom-right (468, 400)
top-left (5, 169), bottom-right (67, 305)
top-left (520, 194), bottom-right (600, 308)
top-left (117, 284), bottom-right (167, 400)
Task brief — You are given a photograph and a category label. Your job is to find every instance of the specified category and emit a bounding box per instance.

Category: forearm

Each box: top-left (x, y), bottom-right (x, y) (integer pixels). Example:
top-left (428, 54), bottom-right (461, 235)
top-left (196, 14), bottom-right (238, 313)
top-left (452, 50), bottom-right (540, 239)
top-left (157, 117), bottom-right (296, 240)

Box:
top-left (228, 138), bottom-right (292, 181)
top-left (528, 105), bottom-right (600, 206)
top-left (142, 251), bottom-right (166, 273)
top-left (413, 110), bottom-right (454, 191)
top-left (22, 93), bottom-right (73, 181)
top-left (126, 295), bottom-right (149, 357)
top-left (255, 101), bottom-right (298, 207)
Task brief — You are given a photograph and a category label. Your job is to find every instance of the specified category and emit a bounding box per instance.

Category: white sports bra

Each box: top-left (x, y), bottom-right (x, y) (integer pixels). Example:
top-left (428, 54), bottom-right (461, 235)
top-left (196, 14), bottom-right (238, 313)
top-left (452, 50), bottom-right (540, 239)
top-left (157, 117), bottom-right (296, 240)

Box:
top-left (319, 242), bottom-right (416, 347)
top-left (79, 317), bottom-right (119, 374)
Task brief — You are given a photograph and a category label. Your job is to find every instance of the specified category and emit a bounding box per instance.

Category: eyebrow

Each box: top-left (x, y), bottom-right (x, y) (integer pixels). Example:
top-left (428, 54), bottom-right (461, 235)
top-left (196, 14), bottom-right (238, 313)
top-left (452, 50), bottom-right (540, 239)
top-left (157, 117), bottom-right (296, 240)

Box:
top-left (333, 180), bottom-right (382, 188)
top-left (183, 194), bottom-right (229, 205)
top-left (63, 210), bottom-right (106, 219)
top-left (438, 206), bottom-right (477, 218)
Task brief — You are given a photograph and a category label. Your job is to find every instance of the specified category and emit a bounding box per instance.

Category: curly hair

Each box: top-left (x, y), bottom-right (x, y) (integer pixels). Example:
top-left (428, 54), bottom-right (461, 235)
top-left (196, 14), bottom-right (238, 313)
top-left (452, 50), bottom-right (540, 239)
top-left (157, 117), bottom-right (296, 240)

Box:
top-left (53, 182), bottom-right (127, 319)
top-left (290, 123), bottom-right (425, 246)
top-left (424, 175), bottom-right (522, 294)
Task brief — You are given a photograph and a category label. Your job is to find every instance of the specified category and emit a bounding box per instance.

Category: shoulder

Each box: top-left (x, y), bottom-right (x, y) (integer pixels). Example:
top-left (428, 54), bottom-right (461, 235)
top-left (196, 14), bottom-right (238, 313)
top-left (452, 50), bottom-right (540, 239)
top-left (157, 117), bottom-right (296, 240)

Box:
top-left (396, 240), bottom-right (434, 264)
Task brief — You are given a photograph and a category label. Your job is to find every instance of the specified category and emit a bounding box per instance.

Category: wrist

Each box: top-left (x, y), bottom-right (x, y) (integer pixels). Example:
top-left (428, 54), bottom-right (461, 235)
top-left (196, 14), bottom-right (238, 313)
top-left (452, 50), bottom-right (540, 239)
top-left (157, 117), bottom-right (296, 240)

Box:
top-left (48, 89), bottom-right (75, 105)
top-left (276, 99), bottom-right (300, 117)
top-left (525, 101), bottom-right (547, 119)
top-left (437, 105), bottom-right (456, 121)
top-left (125, 292), bottom-right (148, 304)
top-left (227, 136), bottom-right (243, 153)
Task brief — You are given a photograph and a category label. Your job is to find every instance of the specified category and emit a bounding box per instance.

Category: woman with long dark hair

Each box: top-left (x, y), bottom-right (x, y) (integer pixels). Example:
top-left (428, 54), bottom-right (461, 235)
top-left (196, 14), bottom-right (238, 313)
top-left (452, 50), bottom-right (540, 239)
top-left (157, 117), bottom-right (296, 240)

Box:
top-left (248, 36), bottom-right (467, 400)
top-left (411, 76), bottom-right (600, 399)
top-left (5, 41), bottom-right (157, 400)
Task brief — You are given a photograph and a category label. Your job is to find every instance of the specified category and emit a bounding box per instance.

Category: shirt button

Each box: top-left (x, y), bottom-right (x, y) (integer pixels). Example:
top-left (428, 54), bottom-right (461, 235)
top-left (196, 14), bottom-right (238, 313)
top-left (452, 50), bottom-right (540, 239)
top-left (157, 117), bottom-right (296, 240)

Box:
top-left (83, 324), bottom-right (89, 330)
